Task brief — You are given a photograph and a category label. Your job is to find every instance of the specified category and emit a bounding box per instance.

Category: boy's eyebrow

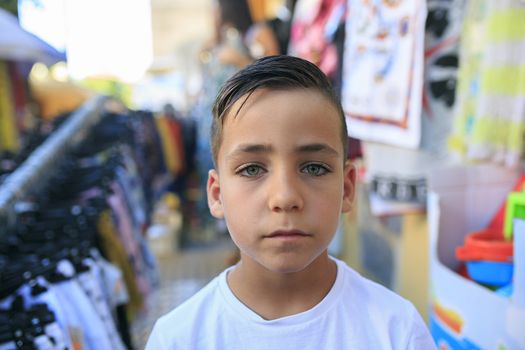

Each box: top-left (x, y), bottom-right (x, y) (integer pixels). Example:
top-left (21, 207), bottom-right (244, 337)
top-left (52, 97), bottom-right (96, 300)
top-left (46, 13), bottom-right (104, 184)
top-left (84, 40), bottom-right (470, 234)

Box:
top-left (226, 144), bottom-right (273, 160)
top-left (296, 143), bottom-right (339, 156)
top-left (225, 143), bottom-right (339, 160)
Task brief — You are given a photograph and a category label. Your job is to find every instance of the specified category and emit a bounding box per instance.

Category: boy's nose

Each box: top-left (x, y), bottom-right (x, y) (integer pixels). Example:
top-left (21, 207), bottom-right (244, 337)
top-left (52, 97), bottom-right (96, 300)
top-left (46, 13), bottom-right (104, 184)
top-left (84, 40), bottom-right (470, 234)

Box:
top-left (267, 169), bottom-right (304, 213)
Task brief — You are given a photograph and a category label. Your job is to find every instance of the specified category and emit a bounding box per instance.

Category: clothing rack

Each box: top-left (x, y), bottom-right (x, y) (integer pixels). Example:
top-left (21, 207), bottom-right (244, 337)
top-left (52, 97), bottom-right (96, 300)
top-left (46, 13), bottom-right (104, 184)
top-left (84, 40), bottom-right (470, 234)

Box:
top-left (0, 95), bottom-right (108, 221)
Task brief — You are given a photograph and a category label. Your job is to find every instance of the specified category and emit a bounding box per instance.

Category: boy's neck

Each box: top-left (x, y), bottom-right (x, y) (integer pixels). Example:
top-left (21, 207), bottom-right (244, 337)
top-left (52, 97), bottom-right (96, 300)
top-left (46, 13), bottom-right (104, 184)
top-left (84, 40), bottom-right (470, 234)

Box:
top-left (227, 253), bottom-right (337, 320)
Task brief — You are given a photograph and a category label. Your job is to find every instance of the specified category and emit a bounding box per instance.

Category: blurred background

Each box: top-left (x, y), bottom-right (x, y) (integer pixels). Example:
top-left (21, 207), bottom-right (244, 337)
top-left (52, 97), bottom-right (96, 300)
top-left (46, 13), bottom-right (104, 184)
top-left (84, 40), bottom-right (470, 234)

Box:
top-left (1, 0), bottom-right (525, 349)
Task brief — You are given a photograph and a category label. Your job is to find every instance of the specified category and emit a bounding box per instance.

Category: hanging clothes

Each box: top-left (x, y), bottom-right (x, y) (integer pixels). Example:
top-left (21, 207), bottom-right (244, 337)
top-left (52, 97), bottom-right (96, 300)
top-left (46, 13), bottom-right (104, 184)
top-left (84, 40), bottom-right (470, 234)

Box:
top-left (421, 0), bottom-right (465, 158)
top-left (449, 0), bottom-right (525, 168)
top-left (7, 62), bottom-right (30, 136)
top-left (154, 115), bottom-right (183, 178)
top-left (288, 0), bottom-right (346, 83)
top-left (97, 210), bottom-right (144, 321)
top-left (341, 0), bottom-right (427, 149)
top-left (0, 60), bottom-right (19, 152)
top-left (0, 106), bottom-right (166, 350)
top-left (164, 115), bottom-right (185, 177)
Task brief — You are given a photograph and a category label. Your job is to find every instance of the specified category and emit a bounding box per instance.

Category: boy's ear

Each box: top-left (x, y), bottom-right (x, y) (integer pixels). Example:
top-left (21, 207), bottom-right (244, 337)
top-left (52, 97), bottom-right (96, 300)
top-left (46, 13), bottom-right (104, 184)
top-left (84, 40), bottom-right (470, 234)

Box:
top-left (207, 169), bottom-right (224, 218)
top-left (341, 161), bottom-right (356, 213)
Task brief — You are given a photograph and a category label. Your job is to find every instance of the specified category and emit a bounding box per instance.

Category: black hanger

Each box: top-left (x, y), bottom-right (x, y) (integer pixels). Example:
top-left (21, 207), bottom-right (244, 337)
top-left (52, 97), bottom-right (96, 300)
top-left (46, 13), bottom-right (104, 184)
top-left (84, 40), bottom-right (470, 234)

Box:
top-left (426, 6), bottom-right (450, 39)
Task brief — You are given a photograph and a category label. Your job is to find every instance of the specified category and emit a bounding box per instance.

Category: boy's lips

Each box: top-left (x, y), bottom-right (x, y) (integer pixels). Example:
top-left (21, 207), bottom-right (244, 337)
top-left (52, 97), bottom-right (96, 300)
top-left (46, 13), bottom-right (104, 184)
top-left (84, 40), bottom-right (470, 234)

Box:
top-left (264, 230), bottom-right (312, 238)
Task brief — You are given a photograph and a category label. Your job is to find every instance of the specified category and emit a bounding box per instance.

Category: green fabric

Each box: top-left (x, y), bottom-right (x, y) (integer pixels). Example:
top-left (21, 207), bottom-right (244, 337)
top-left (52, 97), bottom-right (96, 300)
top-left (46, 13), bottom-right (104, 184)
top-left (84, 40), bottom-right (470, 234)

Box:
top-left (449, 0), bottom-right (525, 167)
top-left (486, 10), bottom-right (525, 42)
top-left (449, 0), bottom-right (488, 154)
top-left (472, 117), bottom-right (525, 153)
top-left (480, 66), bottom-right (525, 95)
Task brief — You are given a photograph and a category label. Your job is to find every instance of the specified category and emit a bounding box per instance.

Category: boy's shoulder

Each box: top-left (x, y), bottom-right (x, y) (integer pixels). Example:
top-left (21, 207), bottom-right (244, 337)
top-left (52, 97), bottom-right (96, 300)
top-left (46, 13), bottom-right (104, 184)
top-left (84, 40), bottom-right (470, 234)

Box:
top-left (334, 259), bottom-right (436, 348)
top-left (335, 258), bottom-right (415, 315)
top-left (145, 273), bottom-right (225, 349)
top-left (156, 270), bottom-right (226, 327)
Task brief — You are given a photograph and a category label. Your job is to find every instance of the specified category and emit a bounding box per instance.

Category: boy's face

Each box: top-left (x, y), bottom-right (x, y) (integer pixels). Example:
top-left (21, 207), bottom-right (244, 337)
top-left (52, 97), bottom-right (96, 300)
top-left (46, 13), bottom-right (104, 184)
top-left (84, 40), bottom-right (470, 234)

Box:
top-left (207, 88), bottom-right (355, 274)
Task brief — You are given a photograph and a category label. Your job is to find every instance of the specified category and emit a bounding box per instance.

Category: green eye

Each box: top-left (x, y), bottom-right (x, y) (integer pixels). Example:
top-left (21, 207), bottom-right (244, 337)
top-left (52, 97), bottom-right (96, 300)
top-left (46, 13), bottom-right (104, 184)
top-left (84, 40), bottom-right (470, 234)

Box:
top-left (238, 164), bottom-right (263, 177)
top-left (302, 163), bottom-right (328, 176)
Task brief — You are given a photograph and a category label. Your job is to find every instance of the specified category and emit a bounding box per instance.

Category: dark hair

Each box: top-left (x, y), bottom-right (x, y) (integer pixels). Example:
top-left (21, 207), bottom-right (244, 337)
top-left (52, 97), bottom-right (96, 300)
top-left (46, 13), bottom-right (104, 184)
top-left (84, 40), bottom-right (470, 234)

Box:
top-left (217, 0), bottom-right (253, 36)
top-left (211, 55), bottom-right (349, 164)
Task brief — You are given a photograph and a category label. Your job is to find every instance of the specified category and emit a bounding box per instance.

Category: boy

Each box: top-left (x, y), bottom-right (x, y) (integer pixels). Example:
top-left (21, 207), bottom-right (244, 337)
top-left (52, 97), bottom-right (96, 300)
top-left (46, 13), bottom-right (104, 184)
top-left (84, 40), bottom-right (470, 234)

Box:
top-left (146, 55), bottom-right (436, 349)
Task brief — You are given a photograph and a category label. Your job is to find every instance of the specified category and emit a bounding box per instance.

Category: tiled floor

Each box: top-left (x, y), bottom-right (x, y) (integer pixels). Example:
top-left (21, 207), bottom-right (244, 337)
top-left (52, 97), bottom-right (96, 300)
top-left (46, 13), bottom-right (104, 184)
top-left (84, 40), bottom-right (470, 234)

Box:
top-left (132, 236), bottom-right (235, 349)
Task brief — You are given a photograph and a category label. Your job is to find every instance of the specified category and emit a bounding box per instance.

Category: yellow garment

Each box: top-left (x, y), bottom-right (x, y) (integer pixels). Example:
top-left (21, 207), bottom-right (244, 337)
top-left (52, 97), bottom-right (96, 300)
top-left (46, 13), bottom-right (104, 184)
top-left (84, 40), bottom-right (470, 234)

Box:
top-left (164, 115), bottom-right (184, 175)
top-left (448, 0), bottom-right (487, 156)
top-left (0, 61), bottom-right (19, 151)
top-left (97, 210), bottom-right (144, 320)
top-left (449, 0), bottom-right (525, 167)
top-left (155, 115), bottom-right (180, 176)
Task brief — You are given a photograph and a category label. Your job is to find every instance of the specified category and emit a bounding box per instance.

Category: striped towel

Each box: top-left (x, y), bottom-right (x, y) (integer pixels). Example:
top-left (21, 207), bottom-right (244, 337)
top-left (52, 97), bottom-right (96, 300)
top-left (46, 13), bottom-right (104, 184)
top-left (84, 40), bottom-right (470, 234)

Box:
top-left (450, 0), bottom-right (525, 167)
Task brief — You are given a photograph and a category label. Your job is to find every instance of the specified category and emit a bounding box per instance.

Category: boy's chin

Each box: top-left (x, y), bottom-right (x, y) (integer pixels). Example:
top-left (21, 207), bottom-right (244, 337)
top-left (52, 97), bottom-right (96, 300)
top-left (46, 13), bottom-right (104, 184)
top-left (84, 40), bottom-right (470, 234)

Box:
top-left (250, 252), bottom-right (330, 275)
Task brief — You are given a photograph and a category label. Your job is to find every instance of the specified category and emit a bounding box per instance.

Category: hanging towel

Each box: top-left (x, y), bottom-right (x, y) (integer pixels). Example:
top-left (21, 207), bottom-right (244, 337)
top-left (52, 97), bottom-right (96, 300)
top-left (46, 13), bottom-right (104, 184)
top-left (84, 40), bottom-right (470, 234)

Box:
top-left (341, 0), bottom-right (427, 149)
top-left (450, 0), bottom-right (525, 167)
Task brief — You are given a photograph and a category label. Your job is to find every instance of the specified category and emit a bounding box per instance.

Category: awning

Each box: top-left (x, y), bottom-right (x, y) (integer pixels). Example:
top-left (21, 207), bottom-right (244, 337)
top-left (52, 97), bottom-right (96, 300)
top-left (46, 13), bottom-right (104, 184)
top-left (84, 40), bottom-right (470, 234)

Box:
top-left (0, 8), bottom-right (65, 65)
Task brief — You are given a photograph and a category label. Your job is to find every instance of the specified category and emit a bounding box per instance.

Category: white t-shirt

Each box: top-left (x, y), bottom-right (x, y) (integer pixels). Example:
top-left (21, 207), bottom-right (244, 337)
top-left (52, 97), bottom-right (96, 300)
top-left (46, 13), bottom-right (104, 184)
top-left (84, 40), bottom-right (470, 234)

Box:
top-left (146, 257), bottom-right (437, 350)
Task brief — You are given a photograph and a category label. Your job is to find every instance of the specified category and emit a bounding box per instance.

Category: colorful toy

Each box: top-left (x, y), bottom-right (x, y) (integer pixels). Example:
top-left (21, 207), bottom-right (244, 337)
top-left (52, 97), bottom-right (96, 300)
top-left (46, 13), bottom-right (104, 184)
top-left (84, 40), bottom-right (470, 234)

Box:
top-left (504, 191), bottom-right (525, 240)
top-left (456, 229), bottom-right (513, 262)
top-left (465, 261), bottom-right (513, 287)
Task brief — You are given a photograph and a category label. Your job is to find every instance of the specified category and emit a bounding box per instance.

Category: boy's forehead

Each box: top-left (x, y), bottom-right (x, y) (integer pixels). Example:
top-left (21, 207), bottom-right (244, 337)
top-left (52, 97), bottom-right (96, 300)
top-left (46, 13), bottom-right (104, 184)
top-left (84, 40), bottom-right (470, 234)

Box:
top-left (216, 87), bottom-right (347, 164)
top-left (224, 87), bottom-right (331, 121)
top-left (221, 88), bottom-right (342, 139)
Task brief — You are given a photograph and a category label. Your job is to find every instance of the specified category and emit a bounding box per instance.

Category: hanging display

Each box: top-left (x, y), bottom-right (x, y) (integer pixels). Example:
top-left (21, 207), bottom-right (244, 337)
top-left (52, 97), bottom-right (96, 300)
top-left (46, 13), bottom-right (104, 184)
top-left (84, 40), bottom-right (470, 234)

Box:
top-left (449, 0), bottom-right (525, 168)
top-left (421, 0), bottom-right (464, 158)
top-left (341, 0), bottom-right (427, 149)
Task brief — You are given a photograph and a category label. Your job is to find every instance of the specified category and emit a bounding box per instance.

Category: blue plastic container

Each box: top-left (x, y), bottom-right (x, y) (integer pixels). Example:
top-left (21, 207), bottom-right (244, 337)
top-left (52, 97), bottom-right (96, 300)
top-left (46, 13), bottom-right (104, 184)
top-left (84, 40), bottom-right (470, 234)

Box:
top-left (466, 261), bottom-right (513, 287)
top-left (496, 284), bottom-right (513, 297)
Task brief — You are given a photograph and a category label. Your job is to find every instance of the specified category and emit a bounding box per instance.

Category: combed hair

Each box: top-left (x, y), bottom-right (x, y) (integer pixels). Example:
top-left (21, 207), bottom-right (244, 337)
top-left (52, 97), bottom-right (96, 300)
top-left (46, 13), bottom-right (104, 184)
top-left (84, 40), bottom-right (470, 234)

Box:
top-left (211, 55), bottom-right (348, 164)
